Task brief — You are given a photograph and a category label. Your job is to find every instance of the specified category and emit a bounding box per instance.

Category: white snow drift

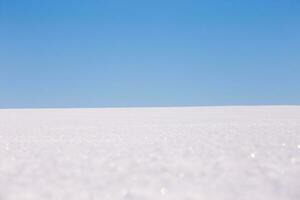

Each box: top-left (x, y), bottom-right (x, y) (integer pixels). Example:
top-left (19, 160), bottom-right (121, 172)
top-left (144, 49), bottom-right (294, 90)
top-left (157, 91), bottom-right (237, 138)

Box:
top-left (0, 106), bottom-right (300, 200)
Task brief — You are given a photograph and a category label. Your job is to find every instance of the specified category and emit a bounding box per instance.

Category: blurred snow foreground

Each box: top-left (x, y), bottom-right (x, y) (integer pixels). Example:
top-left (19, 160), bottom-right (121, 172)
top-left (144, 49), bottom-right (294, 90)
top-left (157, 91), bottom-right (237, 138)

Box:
top-left (0, 106), bottom-right (300, 200)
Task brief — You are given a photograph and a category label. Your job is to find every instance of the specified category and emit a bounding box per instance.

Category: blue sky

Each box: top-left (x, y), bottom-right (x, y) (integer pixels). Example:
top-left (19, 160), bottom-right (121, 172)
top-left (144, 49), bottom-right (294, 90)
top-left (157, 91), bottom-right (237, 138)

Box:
top-left (1, 0), bottom-right (299, 108)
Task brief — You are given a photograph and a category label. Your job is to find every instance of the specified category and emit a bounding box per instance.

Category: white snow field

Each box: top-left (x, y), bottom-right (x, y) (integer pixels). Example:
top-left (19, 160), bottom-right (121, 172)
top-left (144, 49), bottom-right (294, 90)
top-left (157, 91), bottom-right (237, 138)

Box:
top-left (0, 106), bottom-right (300, 200)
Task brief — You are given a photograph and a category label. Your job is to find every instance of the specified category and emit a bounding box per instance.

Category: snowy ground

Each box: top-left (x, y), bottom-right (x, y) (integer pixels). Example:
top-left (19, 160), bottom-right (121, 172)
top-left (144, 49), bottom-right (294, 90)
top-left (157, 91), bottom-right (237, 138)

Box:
top-left (0, 106), bottom-right (300, 200)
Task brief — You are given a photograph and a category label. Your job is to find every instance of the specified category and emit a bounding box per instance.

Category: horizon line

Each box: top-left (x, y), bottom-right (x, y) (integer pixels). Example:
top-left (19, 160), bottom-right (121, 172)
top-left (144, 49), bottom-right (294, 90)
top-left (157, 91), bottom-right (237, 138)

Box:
top-left (0, 104), bottom-right (299, 110)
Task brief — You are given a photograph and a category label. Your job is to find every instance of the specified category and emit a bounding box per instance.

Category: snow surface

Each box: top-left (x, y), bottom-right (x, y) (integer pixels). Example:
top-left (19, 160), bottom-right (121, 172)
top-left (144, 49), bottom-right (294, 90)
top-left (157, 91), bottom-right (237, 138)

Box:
top-left (0, 106), bottom-right (300, 200)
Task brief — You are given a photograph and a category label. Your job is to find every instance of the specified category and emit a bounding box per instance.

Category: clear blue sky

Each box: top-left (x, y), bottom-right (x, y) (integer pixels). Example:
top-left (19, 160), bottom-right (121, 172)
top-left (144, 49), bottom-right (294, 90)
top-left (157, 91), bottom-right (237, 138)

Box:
top-left (1, 0), bottom-right (299, 108)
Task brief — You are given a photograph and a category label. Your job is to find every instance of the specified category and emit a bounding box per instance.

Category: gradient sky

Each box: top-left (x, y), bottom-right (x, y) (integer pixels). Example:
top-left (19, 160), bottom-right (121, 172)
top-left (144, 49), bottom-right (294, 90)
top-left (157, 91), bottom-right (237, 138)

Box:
top-left (1, 0), bottom-right (299, 108)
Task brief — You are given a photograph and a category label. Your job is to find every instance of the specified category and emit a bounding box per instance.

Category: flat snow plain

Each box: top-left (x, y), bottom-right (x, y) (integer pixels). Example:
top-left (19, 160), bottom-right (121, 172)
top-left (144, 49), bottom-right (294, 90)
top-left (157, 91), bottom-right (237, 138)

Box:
top-left (0, 106), bottom-right (300, 200)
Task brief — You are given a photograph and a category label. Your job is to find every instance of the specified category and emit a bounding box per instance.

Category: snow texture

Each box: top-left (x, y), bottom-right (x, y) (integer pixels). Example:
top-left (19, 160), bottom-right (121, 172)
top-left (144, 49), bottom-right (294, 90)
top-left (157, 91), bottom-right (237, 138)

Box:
top-left (0, 106), bottom-right (300, 200)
